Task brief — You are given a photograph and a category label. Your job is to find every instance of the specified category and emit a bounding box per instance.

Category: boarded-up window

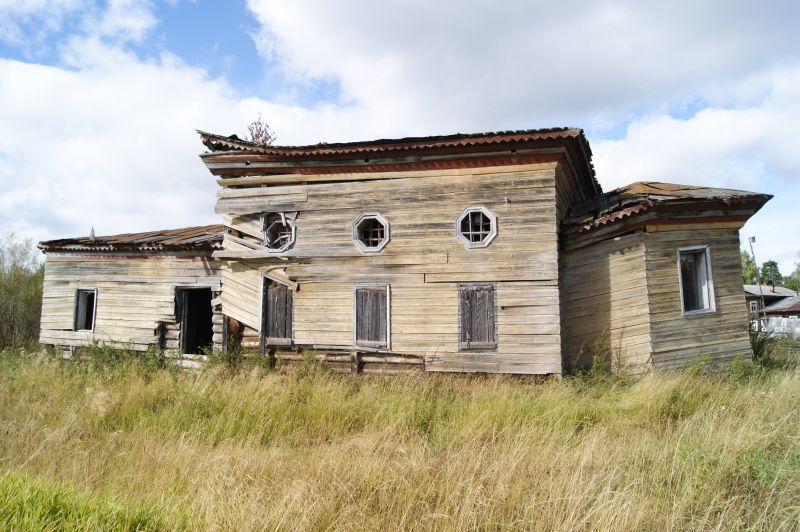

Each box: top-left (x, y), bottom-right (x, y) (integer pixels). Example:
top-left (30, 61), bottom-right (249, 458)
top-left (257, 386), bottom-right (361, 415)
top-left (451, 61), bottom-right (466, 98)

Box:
top-left (263, 281), bottom-right (293, 344)
top-left (459, 285), bottom-right (496, 350)
top-left (678, 246), bottom-right (715, 314)
top-left (355, 286), bottom-right (389, 347)
top-left (73, 289), bottom-right (96, 331)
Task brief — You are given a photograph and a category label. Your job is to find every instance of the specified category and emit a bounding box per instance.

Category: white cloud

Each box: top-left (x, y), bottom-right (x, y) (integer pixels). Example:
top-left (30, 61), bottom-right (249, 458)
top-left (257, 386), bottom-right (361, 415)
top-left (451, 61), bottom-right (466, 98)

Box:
top-left (0, 0), bottom-right (157, 52)
top-left (0, 0), bottom-right (88, 53)
top-left (84, 0), bottom-right (157, 43)
top-left (0, 47), bottom-right (257, 241)
top-left (246, 0), bottom-right (800, 138)
top-left (593, 65), bottom-right (800, 190)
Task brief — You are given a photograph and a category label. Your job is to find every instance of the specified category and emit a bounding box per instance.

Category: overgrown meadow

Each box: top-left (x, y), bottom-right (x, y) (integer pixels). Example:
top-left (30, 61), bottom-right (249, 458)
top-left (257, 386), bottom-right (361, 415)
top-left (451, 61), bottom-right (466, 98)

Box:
top-left (0, 341), bottom-right (798, 531)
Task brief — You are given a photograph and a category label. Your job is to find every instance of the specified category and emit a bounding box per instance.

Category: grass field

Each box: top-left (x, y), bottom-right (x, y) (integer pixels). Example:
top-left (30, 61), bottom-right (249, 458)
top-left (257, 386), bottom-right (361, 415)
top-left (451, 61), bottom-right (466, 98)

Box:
top-left (0, 344), bottom-right (798, 531)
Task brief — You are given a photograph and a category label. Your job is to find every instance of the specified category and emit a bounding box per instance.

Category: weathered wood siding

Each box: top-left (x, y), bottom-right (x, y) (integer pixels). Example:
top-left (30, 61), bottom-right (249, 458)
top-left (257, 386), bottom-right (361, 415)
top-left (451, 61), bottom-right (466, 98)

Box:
top-left (644, 227), bottom-right (752, 368)
top-left (217, 162), bottom-right (564, 374)
top-left (561, 231), bottom-right (652, 372)
top-left (40, 254), bottom-right (221, 351)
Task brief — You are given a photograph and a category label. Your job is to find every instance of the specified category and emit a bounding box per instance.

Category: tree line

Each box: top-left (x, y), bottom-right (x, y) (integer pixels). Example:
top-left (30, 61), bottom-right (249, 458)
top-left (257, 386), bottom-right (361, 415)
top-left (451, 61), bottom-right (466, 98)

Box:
top-left (741, 249), bottom-right (800, 292)
top-left (0, 234), bottom-right (43, 348)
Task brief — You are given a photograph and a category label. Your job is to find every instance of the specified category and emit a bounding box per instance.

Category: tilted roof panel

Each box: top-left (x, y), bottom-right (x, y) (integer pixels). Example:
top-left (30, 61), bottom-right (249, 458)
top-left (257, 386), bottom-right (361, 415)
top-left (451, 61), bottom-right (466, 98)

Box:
top-left (39, 224), bottom-right (224, 253)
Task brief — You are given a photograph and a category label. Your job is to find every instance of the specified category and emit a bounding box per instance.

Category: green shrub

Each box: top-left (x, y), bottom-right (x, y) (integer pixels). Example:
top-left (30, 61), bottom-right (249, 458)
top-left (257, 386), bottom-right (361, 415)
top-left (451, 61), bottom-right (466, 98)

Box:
top-left (0, 234), bottom-right (43, 349)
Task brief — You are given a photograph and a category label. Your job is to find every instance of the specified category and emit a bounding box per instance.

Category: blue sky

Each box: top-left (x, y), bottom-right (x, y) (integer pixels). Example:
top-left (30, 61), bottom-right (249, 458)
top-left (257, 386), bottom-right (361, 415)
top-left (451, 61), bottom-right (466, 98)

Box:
top-left (0, 0), bottom-right (798, 274)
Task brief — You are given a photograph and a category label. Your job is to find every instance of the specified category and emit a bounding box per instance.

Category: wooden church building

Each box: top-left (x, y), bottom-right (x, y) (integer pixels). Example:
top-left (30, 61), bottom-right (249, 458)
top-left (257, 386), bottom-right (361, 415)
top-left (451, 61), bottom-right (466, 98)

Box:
top-left (38, 128), bottom-right (771, 375)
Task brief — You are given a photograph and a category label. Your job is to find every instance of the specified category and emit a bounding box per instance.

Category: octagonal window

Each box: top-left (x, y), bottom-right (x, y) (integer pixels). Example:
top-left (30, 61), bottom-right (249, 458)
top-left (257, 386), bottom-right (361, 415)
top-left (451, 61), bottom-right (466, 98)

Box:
top-left (456, 206), bottom-right (497, 248)
top-left (263, 213), bottom-right (296, 252)
top-left (353, 213), bottom-right (390, 253)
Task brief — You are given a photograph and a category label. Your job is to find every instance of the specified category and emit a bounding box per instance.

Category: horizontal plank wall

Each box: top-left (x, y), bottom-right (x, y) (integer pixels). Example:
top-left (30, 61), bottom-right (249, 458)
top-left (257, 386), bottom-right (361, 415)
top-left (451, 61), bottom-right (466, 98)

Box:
top-left (644, 227), bottom-right (752, 368)
top-left (218, 162), bottom-right (564, 375)
top-left (40, 254), bottom-right (221, 351)
top-left (561, 231), bottom-right (652, 372)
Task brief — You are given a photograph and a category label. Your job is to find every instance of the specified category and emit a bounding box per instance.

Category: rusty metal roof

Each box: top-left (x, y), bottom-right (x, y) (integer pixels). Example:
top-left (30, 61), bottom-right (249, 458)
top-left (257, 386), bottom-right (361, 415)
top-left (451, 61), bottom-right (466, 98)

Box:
top-left (39, 224), bottom-right (224, 253)
top-left (764, 295), bottom-right (800, 314)
top-left (197, 127), bottom-right (588, 156)
top-left (198, 127), bottom-right (601, 197)
top-left (566, 182), bottom-right (772, 235)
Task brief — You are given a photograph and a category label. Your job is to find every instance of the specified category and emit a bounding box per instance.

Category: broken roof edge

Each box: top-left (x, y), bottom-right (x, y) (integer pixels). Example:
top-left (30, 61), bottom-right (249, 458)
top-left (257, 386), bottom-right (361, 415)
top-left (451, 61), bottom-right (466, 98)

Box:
top-left (564, 181), bottom-right (772, 237)
top-left (38, 224), bottom-right (224, 254)
top-left (196, 127), bottom-right (587, 155)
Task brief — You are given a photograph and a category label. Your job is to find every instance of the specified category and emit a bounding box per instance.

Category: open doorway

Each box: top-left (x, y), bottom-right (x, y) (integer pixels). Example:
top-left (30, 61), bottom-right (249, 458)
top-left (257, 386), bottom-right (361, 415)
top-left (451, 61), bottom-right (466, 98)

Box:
top-left (177, 288), bottom-right (213, 354)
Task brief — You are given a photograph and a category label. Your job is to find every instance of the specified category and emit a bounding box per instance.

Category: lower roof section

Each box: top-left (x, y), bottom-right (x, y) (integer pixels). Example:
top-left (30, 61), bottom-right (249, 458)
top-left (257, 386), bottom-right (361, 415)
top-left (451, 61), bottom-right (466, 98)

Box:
top-left (39, 224), bottom-right (223, 254)
top-left (564, 182), bottom-right (772, 243)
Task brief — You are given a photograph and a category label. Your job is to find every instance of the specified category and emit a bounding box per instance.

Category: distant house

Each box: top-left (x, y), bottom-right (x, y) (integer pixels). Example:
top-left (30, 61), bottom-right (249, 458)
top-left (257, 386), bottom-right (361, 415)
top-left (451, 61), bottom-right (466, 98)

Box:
top-left (743, 284), bottom-right (797, 317)
top-left (39, 128), bottom-right (772, 375)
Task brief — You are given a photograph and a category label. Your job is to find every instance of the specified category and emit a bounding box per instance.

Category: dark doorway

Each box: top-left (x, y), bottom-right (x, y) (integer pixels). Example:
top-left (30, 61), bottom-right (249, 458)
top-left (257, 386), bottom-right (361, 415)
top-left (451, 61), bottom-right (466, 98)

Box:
top-left (178, 288), bottom-right (213, 354)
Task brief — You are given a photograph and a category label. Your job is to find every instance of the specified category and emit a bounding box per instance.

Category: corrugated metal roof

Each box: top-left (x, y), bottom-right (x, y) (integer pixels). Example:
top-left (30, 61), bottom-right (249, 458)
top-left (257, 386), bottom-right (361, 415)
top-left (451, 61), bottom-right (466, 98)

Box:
top-left (39, 224), bottom-right (223, 253)
top-left (744, 285), bottom-right (798, 297)
top-left (764, 295), bottom-right (800, 314)
top-left (566, 182), bottom-right (772, 235)
top-left (197, 127), bottom-right (588, 157)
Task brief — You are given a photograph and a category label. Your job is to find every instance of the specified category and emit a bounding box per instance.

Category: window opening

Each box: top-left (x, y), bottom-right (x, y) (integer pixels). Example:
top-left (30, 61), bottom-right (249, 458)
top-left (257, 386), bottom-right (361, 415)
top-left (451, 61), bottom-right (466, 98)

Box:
top-left (749, 301), bottom-right (757, 313)
top-left (459, 284), bottom-right (496, 350)
top-left (359, 218), bottom-right (385, 247)
top-left (263, 213), bottom-right (296, 252)
top-left (74, 289), bottom-right (96, 331)
top-left (678, 246), bottom-right (715, 314)
top-left (456, 206), bottom-right (497, 248)
top-left (353, 213), bottom-right (390, 253)
top-left (460, 210), bottom-right (492, 243)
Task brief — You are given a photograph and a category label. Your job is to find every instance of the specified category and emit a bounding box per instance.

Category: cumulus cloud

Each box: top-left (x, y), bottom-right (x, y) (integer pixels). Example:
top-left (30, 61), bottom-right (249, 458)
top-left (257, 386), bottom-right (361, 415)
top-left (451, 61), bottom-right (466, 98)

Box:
top-left (0, 0), bottom-right (157, 52)
top-left (593, 65), bottom-right (800, 190)
top-left (246, 0), bottom-right (800, 137)
top-left (0, 47), bottom-right (254, 240)
top-left (83, 0), bottom-right (157, 43)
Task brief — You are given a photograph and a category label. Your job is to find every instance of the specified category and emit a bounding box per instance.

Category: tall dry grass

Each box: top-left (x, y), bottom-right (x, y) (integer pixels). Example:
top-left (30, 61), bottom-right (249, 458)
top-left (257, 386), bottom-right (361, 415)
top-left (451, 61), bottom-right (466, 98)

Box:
top-left (0, 348), bottom-right (798, 530)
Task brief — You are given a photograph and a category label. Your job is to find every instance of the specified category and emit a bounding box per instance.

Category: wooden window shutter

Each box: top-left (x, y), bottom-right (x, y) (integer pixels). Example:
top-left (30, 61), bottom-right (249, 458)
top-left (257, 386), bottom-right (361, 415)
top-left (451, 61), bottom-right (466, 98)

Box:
top-left (355, 287), bottom-right (388, 347)
top-left (459, 285), bottom-right (496, 350)
top-left (263, 281), bottom-right (293, 345)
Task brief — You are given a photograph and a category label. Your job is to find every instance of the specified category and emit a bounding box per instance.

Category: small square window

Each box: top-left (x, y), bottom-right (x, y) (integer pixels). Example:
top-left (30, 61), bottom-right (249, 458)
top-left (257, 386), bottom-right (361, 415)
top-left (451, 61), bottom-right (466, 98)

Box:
top-left (749, 301), bottom-right (758, 313)
top-left (74, 289), bottom-right (96, 331)
top-left (678, 246), bottom-right (715, 315)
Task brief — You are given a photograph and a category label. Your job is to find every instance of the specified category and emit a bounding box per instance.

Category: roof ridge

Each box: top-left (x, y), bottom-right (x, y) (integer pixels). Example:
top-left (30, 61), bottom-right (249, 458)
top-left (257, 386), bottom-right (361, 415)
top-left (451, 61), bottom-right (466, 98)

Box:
top-left (197, 127), bottom-right (585, 152)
